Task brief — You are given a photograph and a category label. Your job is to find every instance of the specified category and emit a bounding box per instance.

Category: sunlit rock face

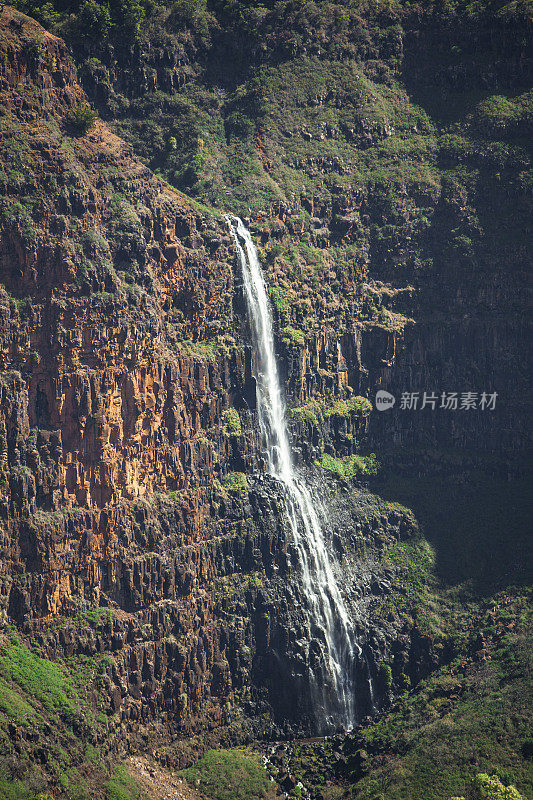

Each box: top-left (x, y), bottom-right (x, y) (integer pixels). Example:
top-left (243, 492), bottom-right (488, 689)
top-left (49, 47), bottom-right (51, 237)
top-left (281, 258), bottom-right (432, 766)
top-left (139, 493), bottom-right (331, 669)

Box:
top-left (0, 1), bottom-right (530, 768)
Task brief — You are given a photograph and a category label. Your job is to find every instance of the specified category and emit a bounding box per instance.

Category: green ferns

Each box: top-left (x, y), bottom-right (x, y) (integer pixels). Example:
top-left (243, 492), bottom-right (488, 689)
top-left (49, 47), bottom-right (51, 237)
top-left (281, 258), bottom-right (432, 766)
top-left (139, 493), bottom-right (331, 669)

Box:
top-left (291, 396), bottom-right (372, 425)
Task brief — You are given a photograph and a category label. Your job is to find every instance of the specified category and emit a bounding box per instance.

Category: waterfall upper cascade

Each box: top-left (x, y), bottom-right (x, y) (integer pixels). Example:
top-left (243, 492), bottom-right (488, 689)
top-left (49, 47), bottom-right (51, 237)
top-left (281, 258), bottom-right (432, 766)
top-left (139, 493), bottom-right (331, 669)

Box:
top-left (227, 214), bottom-right (361, 732)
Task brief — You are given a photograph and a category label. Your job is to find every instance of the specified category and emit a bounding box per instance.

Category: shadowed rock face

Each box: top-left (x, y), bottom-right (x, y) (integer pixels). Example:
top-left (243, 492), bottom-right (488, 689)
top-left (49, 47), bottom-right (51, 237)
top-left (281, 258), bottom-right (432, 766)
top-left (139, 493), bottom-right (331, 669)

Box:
top-left (0, 1), bottom-right (530, 768)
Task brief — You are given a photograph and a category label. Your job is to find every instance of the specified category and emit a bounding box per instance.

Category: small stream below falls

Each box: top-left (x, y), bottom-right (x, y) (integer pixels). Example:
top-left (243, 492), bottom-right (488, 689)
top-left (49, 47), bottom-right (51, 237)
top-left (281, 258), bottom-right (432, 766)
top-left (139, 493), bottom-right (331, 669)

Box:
top-left (227, 215), bottom-right (364, 733)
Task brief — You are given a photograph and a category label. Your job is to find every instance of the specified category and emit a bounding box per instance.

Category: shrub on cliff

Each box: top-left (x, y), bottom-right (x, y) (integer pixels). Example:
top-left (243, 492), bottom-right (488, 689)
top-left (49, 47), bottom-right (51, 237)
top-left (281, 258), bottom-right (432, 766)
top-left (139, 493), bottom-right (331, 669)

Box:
top-left (105, 766), bottom-right (144, 800)
top-left (168, 0), bottom-right (212, 45)
top-left (222, 408), bottom-right (242, 436)
top-left (291, 396), bottom-right (372, 425)
top-left (451, 773), bottom-right (526, 800)
top-left (327, 396), bottom-right (372, 419)
top-left (318, 452), bottom-right (379, 480)
top-left (225, 111), bottom-right (255, 141)
top-left (71, 1), bottom-right (111, 43)
top-left (474, 773), bottom-right (525, 800)
top-left (471, 91), bottom-right (533, 139)
top-left (109, 196), bottom-right (147, 268)
top-left (270, 286), bottom-right (290, 325)
top-left (281, 325), bottom-right (305, 350)
top-left (67, 103), bottom-right (98, 136)
top-left (110, 0), bottom-right (145, 37)
top-left (221, 472), bottom-right (248, 498)
top-left (0, 200), bottom-right (36, 243)
top-left (24, 38), bottom-right (44, 70)
top-left (379, 662), bottom-right (393, 691)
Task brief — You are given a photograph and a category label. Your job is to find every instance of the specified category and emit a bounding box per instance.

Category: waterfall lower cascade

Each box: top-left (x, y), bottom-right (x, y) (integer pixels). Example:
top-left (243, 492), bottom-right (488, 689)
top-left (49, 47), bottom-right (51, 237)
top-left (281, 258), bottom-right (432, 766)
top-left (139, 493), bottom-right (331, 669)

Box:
top-left (227, 215), bottom-right (361, 732)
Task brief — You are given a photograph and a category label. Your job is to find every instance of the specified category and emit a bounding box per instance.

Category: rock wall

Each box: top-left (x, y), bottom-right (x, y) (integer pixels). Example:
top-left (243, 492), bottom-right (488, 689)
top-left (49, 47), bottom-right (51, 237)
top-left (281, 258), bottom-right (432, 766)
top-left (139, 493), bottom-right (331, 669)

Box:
top-left (0, 3), bottom-right (530, 764)
top-left (0, 8), bottom-right (250, 745)
top-left (0, 10), bottom-right (404, 750)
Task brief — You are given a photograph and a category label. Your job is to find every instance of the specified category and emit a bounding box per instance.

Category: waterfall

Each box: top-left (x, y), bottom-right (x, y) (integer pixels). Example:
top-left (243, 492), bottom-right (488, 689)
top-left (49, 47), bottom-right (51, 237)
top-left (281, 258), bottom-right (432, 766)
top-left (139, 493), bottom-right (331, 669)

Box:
top-left (227, 215), bottom-right (359, 732)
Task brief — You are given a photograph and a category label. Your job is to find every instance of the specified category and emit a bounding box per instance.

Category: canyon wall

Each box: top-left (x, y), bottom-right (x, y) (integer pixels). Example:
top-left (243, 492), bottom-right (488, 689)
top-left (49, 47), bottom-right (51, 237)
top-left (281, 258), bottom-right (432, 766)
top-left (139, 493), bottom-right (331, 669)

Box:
top-left (0, 0), bottom-right (530, 780)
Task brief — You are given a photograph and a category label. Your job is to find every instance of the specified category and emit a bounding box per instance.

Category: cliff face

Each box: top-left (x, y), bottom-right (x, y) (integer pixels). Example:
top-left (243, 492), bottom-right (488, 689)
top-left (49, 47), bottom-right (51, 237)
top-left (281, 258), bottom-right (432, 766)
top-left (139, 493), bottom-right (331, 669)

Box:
top-left (0, 8), bottom-right (435, 760)
top-left (0, 6), bottom-right (246, 745)
top-left (0, 1), bottom-right (531, 795)
top-left (0, 9), bottom-right (406, 756)
top-left (71, 0), bottom-right (529, 484)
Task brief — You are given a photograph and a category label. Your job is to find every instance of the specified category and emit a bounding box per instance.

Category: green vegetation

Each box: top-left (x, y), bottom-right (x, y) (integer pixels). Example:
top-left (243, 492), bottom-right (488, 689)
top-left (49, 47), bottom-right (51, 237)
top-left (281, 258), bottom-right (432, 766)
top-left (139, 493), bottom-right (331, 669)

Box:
top-left (0, 636), bottom-right (78, 725)
top-left (180, 749), bottom-right (275, 800)
top-left (0, 773), bottom-right (36, 800)
top-left (472, 90), bottom-right (533, 138)
top-left (221, 472), bottom-right (248, 498)
top-left (377, 538), bottom-right (440, 633)
top-left (80, 229), bottom-right (110, 257)
top-left (318, 452), bottom-right (379, 480)
top-left (67, 103), bottom-right (98, 136)
top-left (0, 200), bottom-right (36, 243)
top-left (58, 767), bottom-right (89, 800)
top-left (471, 773), bottom-right (525, 800)
top-left (24, 39), bottom-right (44, 70)
top-left (0, 630), bottom-right (123, 800)
top-left (378, 663), bottom-right (393, 691)
top-left (105, 766), bottom-right (144, 800)
top-left (72, 1), bottom-right (111, 42)
top-left (291, 396), bottom-right (372, 426)
top-left (9, 0), bottom-right (529, 345)
top-left (327, 397), bottom-right (372, 419)
top-left (177, 336), bottom-right (236, 363)
top-left (270, 287), bottom-right (290, 326)
top-left (349, 591), bottom-right (532, 800)
top-left (281, 325), bottom-right (305, 350)
top-left (222, 408), bottom-right (242, 437)
top-left (340, 461), bottom-right (533, 798)
top-left (80, 607), bottom-right (114, 628)
top-left (0, 676), bottom-right (36, 726)
top-left (1, 2), bottom-right (531, 798)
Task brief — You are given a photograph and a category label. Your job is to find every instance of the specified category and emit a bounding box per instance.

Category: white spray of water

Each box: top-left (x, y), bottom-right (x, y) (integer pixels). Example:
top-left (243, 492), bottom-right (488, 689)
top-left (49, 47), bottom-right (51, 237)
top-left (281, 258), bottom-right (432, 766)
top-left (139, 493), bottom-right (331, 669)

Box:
top-left (227, 214), bottom-right (360, 730)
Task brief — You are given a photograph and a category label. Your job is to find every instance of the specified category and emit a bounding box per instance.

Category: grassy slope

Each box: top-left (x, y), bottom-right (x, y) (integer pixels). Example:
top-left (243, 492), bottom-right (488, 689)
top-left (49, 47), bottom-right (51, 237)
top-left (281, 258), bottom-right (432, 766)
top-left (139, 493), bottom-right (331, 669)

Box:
top-left (180, 749), bottom-right (277, 800)
top-left (0, 621), bottom-right (141, 800)
top-left (351, 590), bottom-right (532, 800)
